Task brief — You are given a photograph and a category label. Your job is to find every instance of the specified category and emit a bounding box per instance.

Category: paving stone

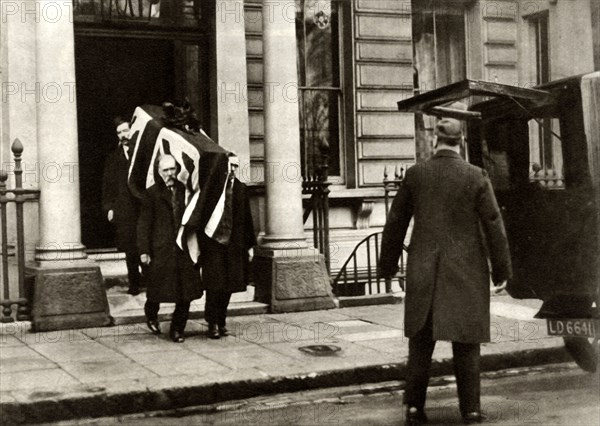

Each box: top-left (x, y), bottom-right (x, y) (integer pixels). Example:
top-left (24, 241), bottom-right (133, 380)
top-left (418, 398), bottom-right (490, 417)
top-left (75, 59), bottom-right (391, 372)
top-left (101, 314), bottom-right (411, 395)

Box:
top-left (0, 322), bottom-right (31, 338)
top-left (149, 359), bottom-right (232, 378)
top-left (201, 345), bottom-right (299, 369)
top-left (261, 339), bottom-right (398, 368)
top-left (265, 310), bottom-right (353, 324)
top-left (0, 357), bottom-right (57, 374)
top-left (57, 359), bottom-right (157, 383)
top-left (94, 333), bottom-right (190, 355)
top-left (0, 368), bottom-right (80, 391)
top-left (337, 329), bottom-right (405, 342)
top-left (129, 350), bottom-right (229, 377)
top-left (352, 337), bottom-right (408, 355)
top-left (255, 362), bottom-right (317, 378)
top-left (0, 334), bottom-right (27, 347)
top-left (183, 333), bottom-right (259, 353)
top-left (28, 340), bottom-right (128, 363)
top-left (1, 345), bottom-right (48, 360)
top-left (227, 320), bottom-right (319, 344)
top-left (307, 320), bottom-right (396, 339)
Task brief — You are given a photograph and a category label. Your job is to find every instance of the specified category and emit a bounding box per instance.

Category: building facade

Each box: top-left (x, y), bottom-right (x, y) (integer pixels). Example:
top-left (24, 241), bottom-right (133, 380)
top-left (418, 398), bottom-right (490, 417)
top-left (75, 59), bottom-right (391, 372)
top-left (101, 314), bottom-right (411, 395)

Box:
top-left (1, 0), bottom-right (598, 325)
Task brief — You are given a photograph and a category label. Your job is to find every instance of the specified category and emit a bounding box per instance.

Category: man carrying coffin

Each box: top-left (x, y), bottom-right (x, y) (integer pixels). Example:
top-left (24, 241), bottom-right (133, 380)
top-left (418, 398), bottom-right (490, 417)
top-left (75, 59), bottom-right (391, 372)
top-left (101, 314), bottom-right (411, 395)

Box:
top-left (137, 154), bottom-right (203, 343)
top-left (102, 117), bottom-right (141, 295)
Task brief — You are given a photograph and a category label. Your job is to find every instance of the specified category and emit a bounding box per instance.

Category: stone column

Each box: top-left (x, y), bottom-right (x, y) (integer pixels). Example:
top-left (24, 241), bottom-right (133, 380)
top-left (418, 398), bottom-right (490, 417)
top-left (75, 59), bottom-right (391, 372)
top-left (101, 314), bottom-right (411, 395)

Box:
top-left (27, 1), bottom-right (111, 331)
top-left (253, 0), bottom-right (334, 312)
top-left (211, 0), bottom-right (251, 180)
top-left (1, 0), bottom-right (40, 254)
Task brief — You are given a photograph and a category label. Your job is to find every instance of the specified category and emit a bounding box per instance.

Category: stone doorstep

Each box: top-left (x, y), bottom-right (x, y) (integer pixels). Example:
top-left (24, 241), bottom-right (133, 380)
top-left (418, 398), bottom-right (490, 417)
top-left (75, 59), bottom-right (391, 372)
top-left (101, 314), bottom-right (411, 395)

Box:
top-left (0, 344), bottom-right (572, 424)
top-left (337, 293), bottom-right (403, 308)
top-left (112, 301), bottom-right (270, 326)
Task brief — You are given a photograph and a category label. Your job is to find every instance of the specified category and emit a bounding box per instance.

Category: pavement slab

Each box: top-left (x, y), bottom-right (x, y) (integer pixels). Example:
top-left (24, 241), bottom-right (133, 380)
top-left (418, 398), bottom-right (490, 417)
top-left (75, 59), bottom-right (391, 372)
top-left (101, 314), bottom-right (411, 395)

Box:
top-left (1, 368), bottom-right (81, 391)
top-left (0, 296), bottom-right (577, 424)
top-left (57, 359), bottom-right (158, 384)
top-left (0, 335), bottom-right (27, 348)
top-left (28, 340), bottom-right (128, 363)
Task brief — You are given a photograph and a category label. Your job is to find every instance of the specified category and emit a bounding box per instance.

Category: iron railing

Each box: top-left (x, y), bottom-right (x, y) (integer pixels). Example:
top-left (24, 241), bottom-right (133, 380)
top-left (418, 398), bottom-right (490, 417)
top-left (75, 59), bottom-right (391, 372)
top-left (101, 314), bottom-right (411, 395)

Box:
top-left (302, 162), bottom-right (331, 272)
top-left (331, 166), bottom-right (408, 297)
top-left (0, 139), bottom-right (40, 322)
top-left (331, 231), bottom-right (407, 297)
top-left (73, 0), bottom-right (202, 25)
top-left (383, 164), bottom-right (405, 213)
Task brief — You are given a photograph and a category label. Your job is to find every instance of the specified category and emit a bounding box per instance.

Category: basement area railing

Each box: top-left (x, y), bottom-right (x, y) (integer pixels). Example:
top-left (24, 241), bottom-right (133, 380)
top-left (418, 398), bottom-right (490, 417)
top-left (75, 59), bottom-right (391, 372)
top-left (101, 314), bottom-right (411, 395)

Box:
top-left (331, 165), bottom-right (409, 297)
top-left (0, 139), bottom-right (40, 322)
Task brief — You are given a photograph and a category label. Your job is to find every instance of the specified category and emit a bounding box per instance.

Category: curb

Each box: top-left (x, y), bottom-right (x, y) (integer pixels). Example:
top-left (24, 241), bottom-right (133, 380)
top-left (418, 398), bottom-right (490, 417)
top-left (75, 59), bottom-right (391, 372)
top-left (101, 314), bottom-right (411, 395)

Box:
top-left (0, 345), bottom-right (571, 424)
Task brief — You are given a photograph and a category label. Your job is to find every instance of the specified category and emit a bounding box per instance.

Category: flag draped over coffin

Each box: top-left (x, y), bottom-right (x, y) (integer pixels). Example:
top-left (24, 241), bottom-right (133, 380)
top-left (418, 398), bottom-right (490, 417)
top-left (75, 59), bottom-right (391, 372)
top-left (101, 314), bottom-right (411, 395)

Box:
top-left (127, 105), bottom-right (232, 263)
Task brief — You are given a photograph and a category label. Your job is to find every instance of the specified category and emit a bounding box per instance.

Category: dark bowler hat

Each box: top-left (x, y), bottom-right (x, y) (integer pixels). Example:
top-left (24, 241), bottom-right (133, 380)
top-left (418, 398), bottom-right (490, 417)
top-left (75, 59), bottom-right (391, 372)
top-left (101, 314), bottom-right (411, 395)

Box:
top-left (435, 118), bottom-right (462, 140)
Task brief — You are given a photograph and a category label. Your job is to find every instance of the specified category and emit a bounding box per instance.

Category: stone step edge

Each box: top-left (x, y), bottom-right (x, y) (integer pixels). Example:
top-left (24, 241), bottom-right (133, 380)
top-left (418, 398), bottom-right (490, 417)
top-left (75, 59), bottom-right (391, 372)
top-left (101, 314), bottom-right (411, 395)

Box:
top-left (0, 345), bottom-right (571, 424)
top-left (112, 301), bottom-right (270, 325)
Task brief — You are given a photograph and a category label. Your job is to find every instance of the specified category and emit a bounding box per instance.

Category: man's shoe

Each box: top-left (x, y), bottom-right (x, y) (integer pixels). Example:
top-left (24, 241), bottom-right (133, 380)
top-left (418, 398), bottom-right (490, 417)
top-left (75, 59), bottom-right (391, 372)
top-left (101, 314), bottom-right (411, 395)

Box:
top-left (128, 287), bottom-right (140, 296)
top-left (218, 325), bottom-right (229, 337)
top-left (146, 320), bottom-right (161, 335)
top-left (169, 329), bottom-right (185, 343)
top-left (463, 412), bottom-right (486, 424)
top-left (208, 323), bottom-right (220, 339)
top-left (406, 406), bottom-right (428, 425)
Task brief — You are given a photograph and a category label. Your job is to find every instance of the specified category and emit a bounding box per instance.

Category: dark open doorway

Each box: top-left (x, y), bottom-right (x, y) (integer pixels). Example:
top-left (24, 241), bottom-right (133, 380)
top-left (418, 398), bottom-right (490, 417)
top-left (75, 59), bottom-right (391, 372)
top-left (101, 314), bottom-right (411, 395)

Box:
top-left (75, 36), bottom-right (175, 249)
top-left (75, 33), bottom-right (209, 250)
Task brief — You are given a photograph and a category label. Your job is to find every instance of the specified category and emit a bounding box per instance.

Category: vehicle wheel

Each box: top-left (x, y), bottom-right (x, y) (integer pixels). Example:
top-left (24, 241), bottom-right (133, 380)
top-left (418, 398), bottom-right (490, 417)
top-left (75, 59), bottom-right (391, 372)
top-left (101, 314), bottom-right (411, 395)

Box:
top-left (563, 336), bottom-right (598, 373)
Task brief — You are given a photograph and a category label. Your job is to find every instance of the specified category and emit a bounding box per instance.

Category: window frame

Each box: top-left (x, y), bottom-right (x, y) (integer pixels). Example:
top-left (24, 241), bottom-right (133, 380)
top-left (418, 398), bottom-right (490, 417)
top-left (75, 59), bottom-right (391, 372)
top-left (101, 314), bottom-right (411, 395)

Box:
top-left (295, 0), bottom-right (347, 185)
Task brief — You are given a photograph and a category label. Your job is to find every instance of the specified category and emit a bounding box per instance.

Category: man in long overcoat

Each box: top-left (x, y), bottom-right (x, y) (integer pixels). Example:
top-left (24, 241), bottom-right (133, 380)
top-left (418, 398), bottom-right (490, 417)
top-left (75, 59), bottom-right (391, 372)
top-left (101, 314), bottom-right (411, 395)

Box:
top-left (379, 118), bottom-right (512, 425)
top-left (200, 155), bottom-right (256, 339)
top-left (137, 155), bottom-right (203, 342)
top-left (102, 117), bottom-right (141, 295)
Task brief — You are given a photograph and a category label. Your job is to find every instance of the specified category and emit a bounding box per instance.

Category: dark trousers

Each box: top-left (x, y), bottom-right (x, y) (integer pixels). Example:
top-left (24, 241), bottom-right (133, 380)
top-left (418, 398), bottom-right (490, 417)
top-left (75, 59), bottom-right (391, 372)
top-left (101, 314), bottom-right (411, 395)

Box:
top-left (205, 291), bottom-right (232, 326)
top-left (405, 313), bottom-right (481, 416)
top-left (125, 252), bottom-right (141, 290)
top-left (144, 301), bottom-right (191, 333)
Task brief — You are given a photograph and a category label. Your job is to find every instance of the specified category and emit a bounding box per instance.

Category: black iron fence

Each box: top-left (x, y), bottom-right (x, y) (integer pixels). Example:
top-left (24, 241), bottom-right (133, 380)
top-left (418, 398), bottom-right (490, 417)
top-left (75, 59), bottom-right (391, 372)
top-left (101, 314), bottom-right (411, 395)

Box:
top-left (330, 166), bottom-right (408, 297)
top-left (0, 139), bottom-right (40, 322)
top-left (73, 0), bottom-right (202, 25)
top-left (383, 164), bottom-right (405, 213)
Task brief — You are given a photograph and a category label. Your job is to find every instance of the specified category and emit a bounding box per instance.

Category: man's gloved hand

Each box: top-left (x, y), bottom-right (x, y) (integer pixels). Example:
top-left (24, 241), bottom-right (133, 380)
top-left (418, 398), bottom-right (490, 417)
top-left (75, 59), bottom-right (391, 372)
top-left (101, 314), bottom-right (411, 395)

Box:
top-left (107, 210), bottom-right (114, 223)
top-left (492, 280), bottom-right (508, 294)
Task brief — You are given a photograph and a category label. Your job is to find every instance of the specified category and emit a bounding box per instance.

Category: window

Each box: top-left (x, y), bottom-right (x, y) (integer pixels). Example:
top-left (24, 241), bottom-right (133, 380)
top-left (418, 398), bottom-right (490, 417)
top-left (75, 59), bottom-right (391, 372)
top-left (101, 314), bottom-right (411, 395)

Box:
top-left (528, 118), bottom-right (564, 189)
top-left (413, 1), bottom-right (467, 90)
top-left (526, 12), bottom-right (564, 189)
top-left (73, 0), bottom-right (202, 26)
top-left (295, 0), bottom-right (342, 178)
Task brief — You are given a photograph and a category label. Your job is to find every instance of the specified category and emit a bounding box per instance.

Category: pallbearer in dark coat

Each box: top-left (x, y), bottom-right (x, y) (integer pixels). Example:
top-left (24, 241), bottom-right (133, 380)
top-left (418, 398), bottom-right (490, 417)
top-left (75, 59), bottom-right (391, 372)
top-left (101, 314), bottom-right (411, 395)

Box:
top-left (102, 117), bottom-right (141, 295)
top-left (200, 154), bottom-right (256, 339)
top-left (379, 118), bottom-right (512, 425)
top-left (137, 155), bottom-right (203, 343)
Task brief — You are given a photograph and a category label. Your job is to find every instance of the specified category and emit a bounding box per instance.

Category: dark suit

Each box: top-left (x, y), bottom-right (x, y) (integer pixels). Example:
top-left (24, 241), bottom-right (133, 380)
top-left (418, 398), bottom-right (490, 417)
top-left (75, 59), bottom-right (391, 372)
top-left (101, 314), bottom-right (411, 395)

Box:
top-left (379, 150), bottom-right (512, 415)
top-left (102, 143), bottom-right (140, 291)
top-left (200, 178), bottom-right (256, 327)
top-left (137, 180), bottom-right (203, 332)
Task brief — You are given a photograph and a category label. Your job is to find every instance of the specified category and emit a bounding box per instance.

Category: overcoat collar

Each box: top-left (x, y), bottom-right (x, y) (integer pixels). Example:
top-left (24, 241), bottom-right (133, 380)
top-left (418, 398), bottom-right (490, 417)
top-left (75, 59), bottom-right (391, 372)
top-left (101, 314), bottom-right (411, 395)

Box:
top-left (156, 179), bottom-right (184, 205)
top-left (433, 149), bottom-right (463, 161)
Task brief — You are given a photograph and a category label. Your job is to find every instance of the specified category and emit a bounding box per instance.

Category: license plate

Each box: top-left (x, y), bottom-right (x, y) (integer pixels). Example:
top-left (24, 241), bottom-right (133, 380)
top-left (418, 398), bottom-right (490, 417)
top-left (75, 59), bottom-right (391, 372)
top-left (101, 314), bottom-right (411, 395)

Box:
top-left (546, 318), bottom-right (599, 338)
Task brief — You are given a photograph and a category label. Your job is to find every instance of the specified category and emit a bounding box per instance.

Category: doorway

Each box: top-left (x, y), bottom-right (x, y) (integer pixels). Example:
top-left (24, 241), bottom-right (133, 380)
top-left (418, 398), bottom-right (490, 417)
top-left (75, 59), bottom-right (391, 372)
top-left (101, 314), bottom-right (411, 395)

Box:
top-left (74, 35), bottom-right (208, 249)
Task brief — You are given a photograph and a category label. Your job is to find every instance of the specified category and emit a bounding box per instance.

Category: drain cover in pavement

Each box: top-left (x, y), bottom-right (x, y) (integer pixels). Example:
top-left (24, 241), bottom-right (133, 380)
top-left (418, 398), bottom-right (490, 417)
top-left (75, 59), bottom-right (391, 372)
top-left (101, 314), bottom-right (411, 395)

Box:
top-left (298, 344), bottom-right (342, 356)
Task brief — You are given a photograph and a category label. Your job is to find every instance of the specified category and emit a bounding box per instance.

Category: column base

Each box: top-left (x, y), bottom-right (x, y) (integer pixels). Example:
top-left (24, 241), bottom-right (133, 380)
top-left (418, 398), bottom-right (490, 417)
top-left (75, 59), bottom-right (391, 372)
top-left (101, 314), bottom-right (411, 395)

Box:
top-left (27, 261), bottom-right (113, 332)
top-left (253, 247), bottom-right (336, 313)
